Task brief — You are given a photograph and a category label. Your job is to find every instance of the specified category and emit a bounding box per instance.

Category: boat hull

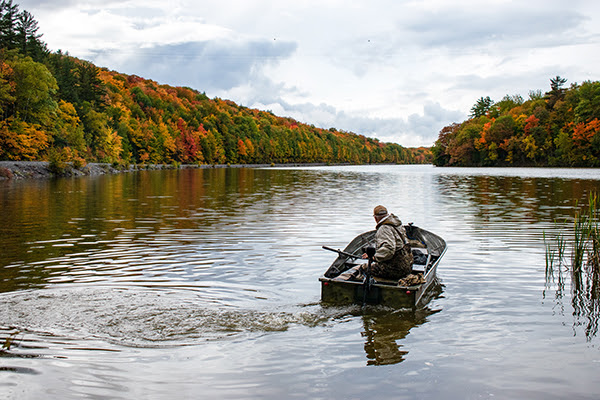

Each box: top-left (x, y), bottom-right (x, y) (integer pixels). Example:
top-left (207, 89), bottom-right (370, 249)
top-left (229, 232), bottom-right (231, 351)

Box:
top-left (319, 225), bottom-right (445, 308)
top-left (319, 262), bottom-right (438, 308)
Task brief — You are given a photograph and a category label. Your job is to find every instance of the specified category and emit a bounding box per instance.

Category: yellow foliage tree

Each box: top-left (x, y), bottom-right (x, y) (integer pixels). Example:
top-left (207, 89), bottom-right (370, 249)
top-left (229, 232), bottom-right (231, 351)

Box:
top-left (0, 117), bottom-right (49, 160)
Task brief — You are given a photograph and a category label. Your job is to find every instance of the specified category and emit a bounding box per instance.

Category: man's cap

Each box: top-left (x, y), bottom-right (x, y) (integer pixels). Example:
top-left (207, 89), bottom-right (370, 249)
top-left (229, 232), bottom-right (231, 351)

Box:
top-left (373, 205), bottom-right (388, 216)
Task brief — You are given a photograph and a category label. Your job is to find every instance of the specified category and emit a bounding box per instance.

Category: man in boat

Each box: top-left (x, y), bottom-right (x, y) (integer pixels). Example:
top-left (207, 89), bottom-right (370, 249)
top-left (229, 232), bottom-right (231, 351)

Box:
top-left (363, 205), bottom-right (413, 281)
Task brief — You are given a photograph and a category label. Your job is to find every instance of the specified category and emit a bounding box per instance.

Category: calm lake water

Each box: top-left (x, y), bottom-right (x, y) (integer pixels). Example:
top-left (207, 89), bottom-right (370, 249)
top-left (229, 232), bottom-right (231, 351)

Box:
top-left (1, 165), bottom-right (600, 399)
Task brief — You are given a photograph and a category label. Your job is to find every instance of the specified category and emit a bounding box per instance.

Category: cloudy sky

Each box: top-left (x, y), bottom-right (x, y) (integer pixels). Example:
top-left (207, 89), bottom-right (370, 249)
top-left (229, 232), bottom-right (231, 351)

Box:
top-left (18, 0), bottom-right (600, 147)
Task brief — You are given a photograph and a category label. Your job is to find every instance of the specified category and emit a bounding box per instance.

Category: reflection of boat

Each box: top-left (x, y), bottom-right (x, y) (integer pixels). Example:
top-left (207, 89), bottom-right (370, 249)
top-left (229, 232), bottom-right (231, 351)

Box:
top-left (319, 225), bottom-right (447, 308)
top-left (362, 283), bottom-right (443, 366)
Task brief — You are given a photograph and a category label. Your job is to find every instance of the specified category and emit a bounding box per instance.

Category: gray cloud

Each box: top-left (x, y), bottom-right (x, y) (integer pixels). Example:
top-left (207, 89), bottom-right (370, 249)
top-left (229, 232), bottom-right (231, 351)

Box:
top-left (403, 4), bottom-right (586, 49)
top-left (19, 0), bottom-right (82, 10)
top-left (92, 39), bottom-right (297, 91)
top-left (19, 0), bottom-right (128, 9)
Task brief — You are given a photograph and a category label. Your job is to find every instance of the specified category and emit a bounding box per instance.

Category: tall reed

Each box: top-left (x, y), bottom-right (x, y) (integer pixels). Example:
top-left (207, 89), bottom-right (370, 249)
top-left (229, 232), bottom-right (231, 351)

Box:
top-left (547, 192), bottom-right (599, 273)
top-left (544, 191), bottom-right (600, 340)
top-left (572, 192), bottom-right (599, 273)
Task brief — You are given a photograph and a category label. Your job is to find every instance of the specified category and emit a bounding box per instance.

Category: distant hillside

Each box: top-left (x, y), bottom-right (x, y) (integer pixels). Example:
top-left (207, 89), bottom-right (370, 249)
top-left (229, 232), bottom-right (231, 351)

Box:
top-left (0, 1), bottom-right (427, 166)
top-left (432, 76), bottom-right (600, 167)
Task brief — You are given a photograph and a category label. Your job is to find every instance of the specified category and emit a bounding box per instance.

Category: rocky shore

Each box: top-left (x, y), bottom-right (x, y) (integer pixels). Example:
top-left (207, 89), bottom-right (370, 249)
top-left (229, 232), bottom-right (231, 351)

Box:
top-left (0, 161), bottom-right (192, 180)
top-left (0, 161), bottom-right (331, 180)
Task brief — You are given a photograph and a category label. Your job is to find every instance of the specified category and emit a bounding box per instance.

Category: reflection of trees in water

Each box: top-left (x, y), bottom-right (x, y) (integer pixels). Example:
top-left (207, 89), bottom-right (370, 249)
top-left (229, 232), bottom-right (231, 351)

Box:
top-left (361, 281), bottom-right (443, 366)
top-left (0, 167), bottom-right (324, 292)
top-left (435, 173), bottom-right (597, 225)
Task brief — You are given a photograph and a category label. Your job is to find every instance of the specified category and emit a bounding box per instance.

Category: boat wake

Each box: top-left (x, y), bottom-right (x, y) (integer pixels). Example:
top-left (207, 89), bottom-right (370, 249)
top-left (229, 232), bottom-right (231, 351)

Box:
top-left (0, 287), bottom-right (363, 349)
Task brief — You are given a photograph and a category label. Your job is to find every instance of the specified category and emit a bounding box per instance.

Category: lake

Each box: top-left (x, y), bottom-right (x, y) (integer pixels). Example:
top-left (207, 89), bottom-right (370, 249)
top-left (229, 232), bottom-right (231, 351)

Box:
top-left (1, 164), bottom-right (599, 399)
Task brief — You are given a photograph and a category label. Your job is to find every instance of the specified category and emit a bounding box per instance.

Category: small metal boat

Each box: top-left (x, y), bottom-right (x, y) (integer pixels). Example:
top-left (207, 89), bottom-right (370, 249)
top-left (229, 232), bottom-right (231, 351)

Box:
top-left (319, 225), bottom-right (447, 308)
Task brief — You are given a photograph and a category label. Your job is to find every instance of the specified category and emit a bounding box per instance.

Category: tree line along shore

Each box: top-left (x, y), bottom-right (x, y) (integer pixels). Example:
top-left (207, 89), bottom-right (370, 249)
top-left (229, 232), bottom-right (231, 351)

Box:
top-left (432, 76), bottom-right (600, 167)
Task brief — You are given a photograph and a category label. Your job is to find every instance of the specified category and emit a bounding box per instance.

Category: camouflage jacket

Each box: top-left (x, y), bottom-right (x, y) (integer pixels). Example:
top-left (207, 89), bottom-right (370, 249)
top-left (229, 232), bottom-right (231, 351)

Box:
top-left (374, 214), bottom-right (408, 263)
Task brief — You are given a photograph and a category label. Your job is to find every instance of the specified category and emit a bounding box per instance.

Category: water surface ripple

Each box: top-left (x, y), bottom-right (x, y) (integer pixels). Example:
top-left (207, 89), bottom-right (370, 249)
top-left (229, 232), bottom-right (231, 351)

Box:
top-left (1, 165), bottom-right (600, 399)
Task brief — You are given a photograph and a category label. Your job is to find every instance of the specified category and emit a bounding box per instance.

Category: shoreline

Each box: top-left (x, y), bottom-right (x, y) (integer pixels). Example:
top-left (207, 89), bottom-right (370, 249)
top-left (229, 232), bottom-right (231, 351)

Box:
top-left (0, 161), bottom-right (339, 180)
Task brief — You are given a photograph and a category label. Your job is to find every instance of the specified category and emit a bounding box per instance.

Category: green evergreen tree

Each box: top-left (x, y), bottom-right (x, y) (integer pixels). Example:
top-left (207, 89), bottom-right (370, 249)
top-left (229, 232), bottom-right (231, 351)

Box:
top-left (0, 0), bottom-right (19, 50)
top-left (470, 96), bottom-right (494, 118)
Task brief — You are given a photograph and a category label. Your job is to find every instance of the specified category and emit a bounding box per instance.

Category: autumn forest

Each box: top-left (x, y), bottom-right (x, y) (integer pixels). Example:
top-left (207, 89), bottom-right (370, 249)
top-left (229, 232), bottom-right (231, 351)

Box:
top-left (0, 1), bottom-right (431, 168)
top-left (432, 76), bottom-right (600, 167)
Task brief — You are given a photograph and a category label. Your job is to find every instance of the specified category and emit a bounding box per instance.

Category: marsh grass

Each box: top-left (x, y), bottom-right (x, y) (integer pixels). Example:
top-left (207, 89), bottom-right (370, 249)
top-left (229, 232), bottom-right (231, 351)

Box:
top-left (545, 192), bottom-right (600, 273)
top-left (574, 192), bottom-right (600, 273)
top-left (545, 192), bottom-right (600, 340)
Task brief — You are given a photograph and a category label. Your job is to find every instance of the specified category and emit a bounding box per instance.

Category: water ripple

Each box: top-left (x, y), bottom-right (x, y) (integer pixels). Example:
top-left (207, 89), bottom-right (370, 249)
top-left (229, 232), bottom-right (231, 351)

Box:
top-left (1, 166), bottom-right (600, 399)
